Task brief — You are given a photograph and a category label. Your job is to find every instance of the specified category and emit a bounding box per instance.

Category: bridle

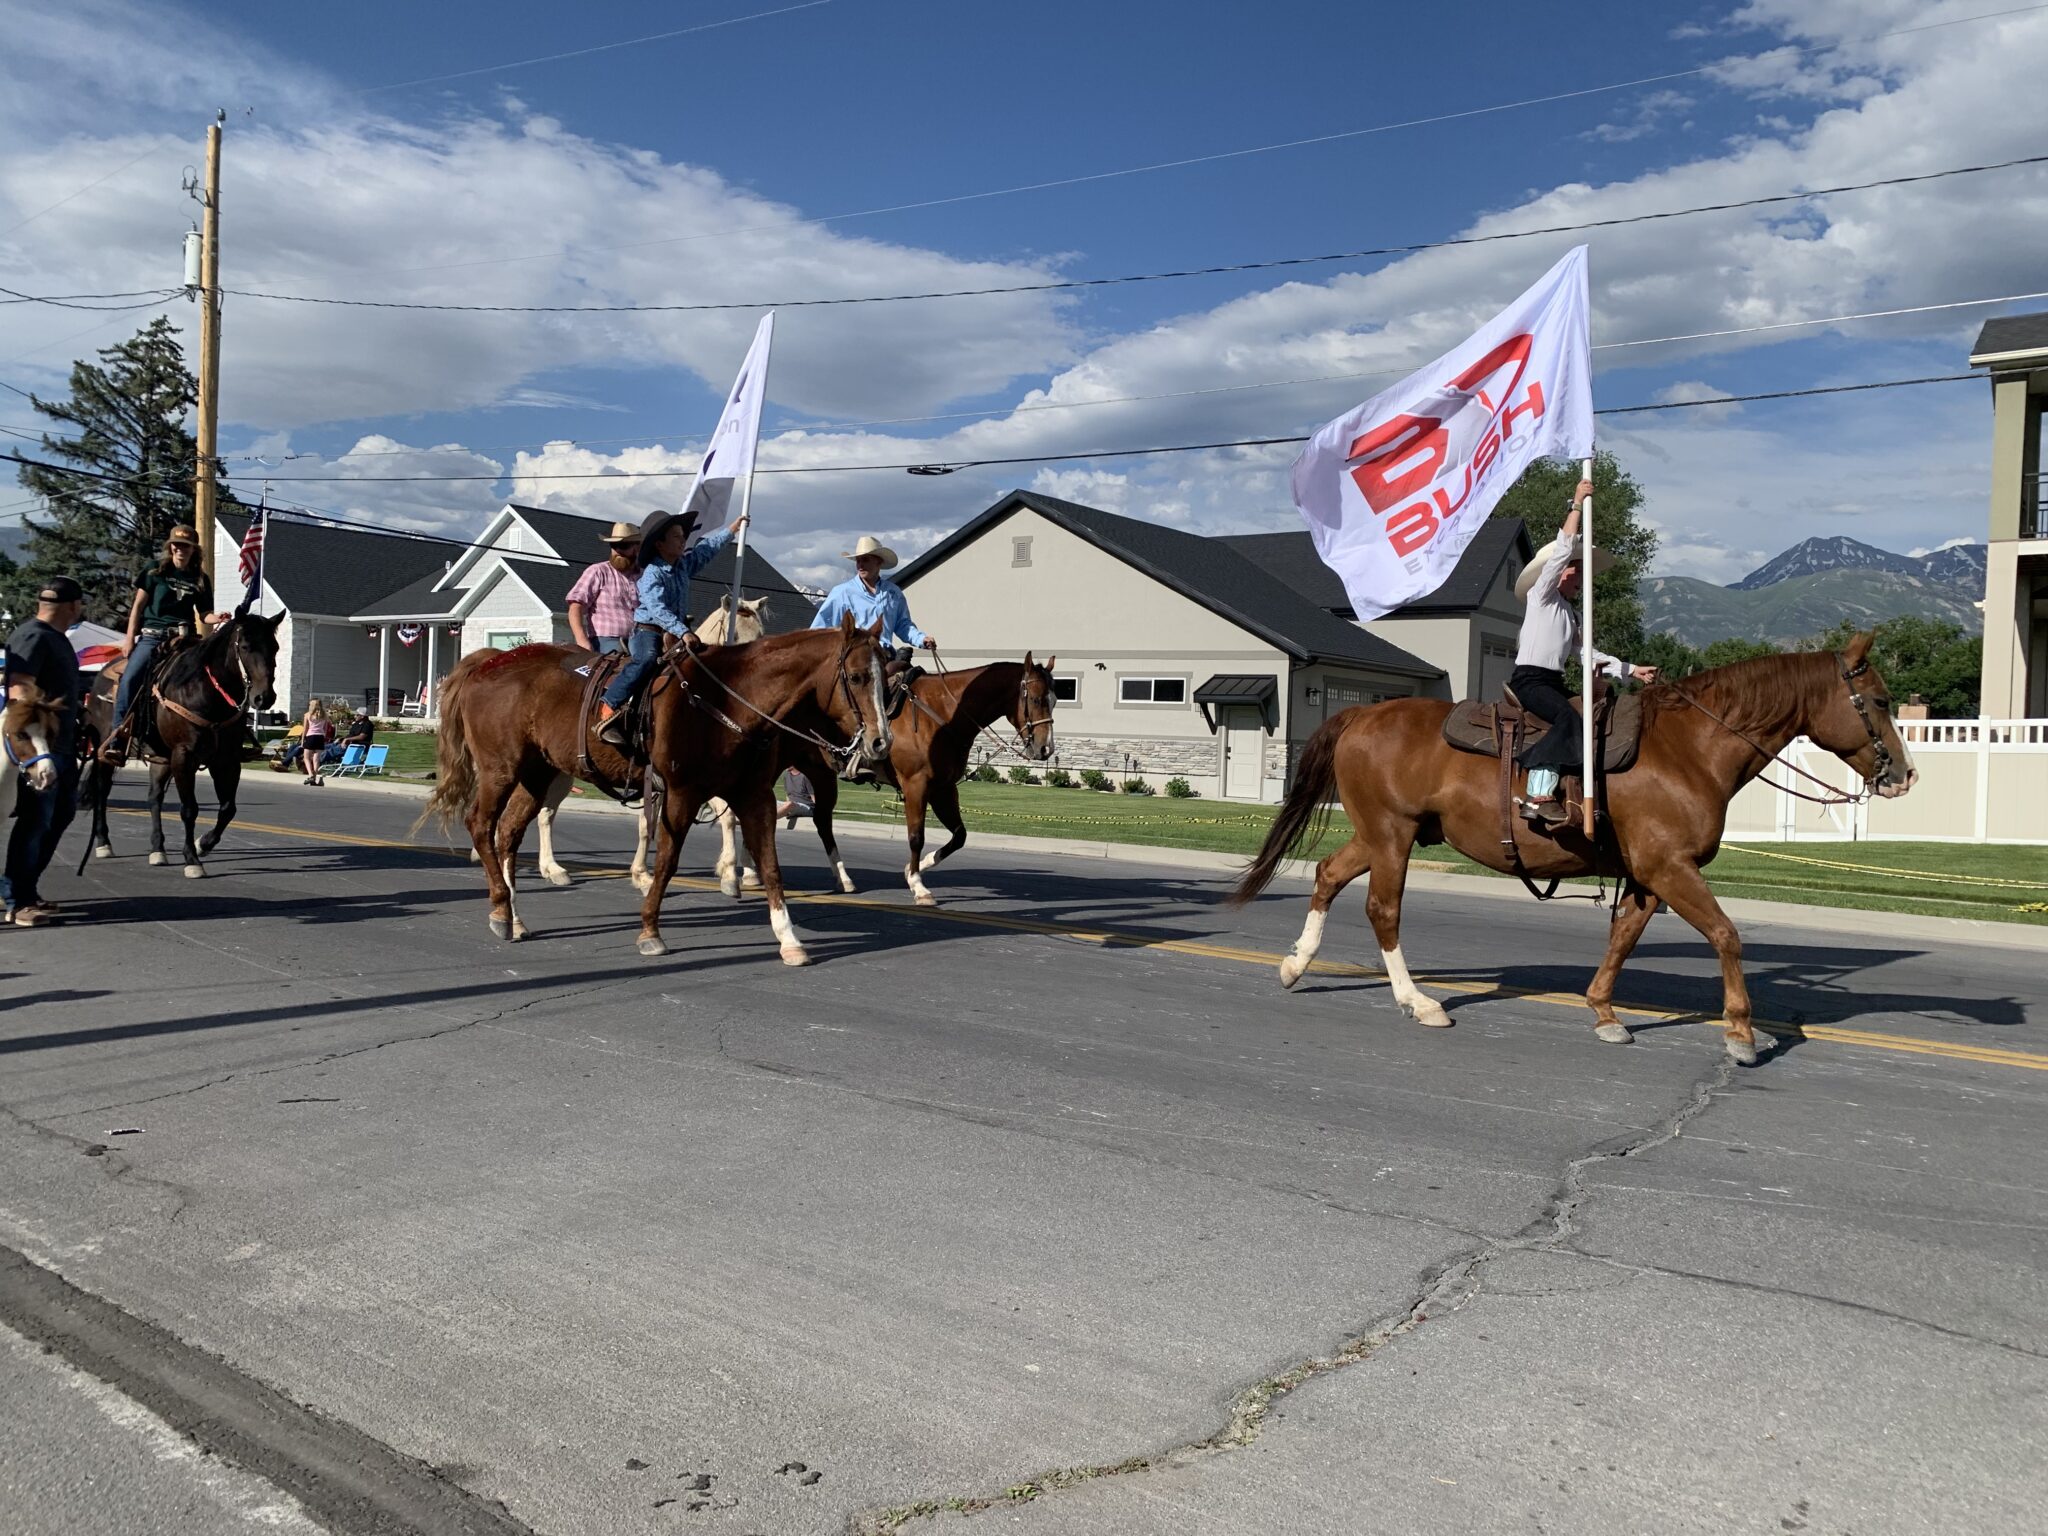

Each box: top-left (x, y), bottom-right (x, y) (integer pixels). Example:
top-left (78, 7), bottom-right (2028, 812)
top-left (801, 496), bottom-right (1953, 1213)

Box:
top-left (1664, 651), bottom-right (1894, 806)
top-left (156, 620), bottom-right (267, 731)
top-left (4, 717), bottom-right (56, 776)
top-left (926, 648), bottom-right (1056, 760)
top-left (670, 631), bottom-right (887, 766)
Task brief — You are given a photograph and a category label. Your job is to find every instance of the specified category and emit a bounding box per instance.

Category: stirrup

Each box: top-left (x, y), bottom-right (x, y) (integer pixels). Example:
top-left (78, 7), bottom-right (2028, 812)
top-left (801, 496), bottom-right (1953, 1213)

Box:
top-left (1518, 795), bottom-right (1568, 827)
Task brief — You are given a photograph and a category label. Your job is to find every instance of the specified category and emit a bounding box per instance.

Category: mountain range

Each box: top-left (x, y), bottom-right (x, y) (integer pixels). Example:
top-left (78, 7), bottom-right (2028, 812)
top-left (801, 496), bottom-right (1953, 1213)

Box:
top-left (1642, 537), bottom-right (1986, 649)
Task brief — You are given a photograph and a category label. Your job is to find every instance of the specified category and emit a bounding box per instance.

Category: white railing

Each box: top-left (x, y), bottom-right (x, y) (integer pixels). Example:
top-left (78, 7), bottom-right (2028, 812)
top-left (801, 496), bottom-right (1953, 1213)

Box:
top-left (1898, 718), bottom-right (2048, 747)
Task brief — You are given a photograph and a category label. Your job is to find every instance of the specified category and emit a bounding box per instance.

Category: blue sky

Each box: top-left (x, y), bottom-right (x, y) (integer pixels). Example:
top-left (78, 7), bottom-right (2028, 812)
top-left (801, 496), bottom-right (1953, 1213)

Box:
top-left (3, 0), bottom-right (2043, 589)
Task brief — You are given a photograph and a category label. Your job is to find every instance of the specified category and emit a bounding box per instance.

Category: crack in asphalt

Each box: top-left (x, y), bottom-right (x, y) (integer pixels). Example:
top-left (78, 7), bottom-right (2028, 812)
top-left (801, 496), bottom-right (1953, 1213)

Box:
top-left (849, 1049), bottom-right (1742, 1534)
top-left (0, 1100), bottom-right (197, 1227)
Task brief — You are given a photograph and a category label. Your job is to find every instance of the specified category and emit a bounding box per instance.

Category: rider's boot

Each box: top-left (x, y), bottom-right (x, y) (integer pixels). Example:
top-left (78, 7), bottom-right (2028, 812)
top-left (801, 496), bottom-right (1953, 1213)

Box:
top-left (1519, 766), bottom-right (1568, 827)
top-left (597, 699), bottom-right (630, 750)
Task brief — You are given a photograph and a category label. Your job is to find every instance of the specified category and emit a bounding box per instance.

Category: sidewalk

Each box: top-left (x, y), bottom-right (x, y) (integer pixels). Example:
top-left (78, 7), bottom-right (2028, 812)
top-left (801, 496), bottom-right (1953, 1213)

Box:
top-left (237, 769), bottom-right (2048, 954)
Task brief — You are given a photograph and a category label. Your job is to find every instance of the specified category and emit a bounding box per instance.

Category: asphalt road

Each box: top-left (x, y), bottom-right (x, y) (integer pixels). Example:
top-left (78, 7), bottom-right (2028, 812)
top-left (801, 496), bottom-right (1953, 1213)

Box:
top-left (2, 774), bottom-right (2043, 1536)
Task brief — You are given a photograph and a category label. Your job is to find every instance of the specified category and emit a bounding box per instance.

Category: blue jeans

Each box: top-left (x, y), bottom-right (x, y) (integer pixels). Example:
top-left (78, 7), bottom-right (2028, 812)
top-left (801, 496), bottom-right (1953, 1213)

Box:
top-left (6, 759), bottom-right (79, 909)
top-left (593, 635), bottom-right (625, 655)
top-left (602, 629), bottom-right (664, 709)
top-left (113, 634), bottom-right (160, 725)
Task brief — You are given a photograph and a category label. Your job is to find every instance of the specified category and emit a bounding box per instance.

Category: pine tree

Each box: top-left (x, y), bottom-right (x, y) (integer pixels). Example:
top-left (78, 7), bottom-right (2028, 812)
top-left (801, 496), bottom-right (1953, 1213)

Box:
top-left (5, 317), bottom-right (237, 623)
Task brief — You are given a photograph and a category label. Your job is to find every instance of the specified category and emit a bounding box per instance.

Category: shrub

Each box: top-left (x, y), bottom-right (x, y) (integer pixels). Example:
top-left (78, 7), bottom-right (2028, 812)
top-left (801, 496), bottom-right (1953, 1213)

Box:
top-left (1079, 768), bottom-right (1113, 792)
top-left (1165, 777), bottom-right (1196, 798)
top-left (1120, 777), bottom-right (1156, 796)
top-left (1045, 768), bottom-right (1075, 788)
top-left (970, 762), bottom-right (1001, 783)
top-left (1006, 764), bottom-right (1041, 786)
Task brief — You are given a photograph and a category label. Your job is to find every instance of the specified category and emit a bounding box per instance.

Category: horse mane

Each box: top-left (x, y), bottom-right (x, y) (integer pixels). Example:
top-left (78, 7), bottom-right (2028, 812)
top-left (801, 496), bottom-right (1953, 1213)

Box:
top-left (158, 614), bottom-right (243, 690)
top-left (1639, 649), bottom-right (1831, 732)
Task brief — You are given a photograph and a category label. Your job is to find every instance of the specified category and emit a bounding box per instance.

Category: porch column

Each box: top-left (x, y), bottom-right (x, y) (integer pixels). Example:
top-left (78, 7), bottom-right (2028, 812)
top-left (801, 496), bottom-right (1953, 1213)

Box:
top-left (376, 624), bottom-right (391, 718)
top-left (425, 624), bottom-right (440, 718)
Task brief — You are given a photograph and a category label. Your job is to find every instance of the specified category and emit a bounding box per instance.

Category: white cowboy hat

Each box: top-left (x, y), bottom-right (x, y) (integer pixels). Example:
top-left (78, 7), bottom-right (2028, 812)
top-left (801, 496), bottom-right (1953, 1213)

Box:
top-left (1515, 539), bottom-right (1615, 603)
top-left (841, 535), bottom-right (899, 569)
top-left (600, 521), bottom-right (638, 545)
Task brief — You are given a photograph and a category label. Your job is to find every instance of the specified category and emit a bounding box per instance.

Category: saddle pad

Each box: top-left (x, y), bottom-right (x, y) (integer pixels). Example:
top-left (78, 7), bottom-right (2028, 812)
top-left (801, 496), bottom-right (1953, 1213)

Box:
top-left (1441, 692), bottom-right (1644, 773)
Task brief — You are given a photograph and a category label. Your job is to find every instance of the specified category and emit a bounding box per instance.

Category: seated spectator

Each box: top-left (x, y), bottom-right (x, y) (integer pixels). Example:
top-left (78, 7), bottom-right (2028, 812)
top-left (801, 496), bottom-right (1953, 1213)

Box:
top-left (320, 709), bottom-right (375, 766)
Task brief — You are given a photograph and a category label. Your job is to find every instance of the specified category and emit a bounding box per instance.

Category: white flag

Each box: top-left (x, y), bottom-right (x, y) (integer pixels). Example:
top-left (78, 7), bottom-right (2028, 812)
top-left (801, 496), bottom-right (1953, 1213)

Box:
top-left (682, 312), bottom-right (774, 527)
top-left (1291, 246), bottom-right (1594, 621)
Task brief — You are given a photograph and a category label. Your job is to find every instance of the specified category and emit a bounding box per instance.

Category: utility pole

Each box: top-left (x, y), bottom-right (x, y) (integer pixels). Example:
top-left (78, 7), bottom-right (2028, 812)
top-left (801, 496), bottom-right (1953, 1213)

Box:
top-left (190, 110), bottom-right (225, 585)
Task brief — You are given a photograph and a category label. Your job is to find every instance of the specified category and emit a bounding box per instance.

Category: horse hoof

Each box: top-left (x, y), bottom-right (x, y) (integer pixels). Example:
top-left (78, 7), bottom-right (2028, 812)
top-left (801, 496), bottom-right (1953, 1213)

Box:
top-left (544, 869), bottom-right (573, 888)
top-left (1278, 957), bottom-right (1304, 989)
top-left (838, 878), bottom-right (857, 895)
top-left (913, 892), bottom-right (938, 908)
top-left (719, 876), bottom-right (741, 899)
top-left (1726, 1036), bottom-right (1759, 1066)
top-left (92, 844), bottom-right (112, 861)
top-left (636, 935), bottom-right (668, 957)
top-left (780, 945), bottom-right (811, 967)
top-left (1414, 1002), bottom-right (1453, 1029)
top-left (1595, 1022), bottom-right (1633, 1045)
top-left (147, 851), bottom-right (167, 867)
top-left (741, 871), bottom-right (763, 891)
top-left (489, 916), bottom-right (511, 940)
top-left (183, 863), bottom-right (205, 880)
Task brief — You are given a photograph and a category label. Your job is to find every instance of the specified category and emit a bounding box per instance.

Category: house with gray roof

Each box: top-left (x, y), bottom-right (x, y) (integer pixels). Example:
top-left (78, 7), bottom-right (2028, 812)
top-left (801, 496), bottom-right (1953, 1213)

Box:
top-left (213, 502), bottom-right (806, 719)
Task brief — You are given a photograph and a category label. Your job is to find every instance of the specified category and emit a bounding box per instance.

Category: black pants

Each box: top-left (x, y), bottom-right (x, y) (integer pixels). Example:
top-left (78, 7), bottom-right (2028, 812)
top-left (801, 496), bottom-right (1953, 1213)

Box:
top-left (1508, 665), bottom-right (1582, 774)
top-left (7, 759), bottom-right (79, 908)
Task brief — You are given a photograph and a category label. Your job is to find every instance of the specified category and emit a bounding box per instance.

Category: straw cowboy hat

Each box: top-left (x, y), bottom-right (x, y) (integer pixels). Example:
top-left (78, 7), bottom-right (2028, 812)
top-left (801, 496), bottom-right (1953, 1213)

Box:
top-left (1515, 538), bottom-right (1615, 603)
top-left (164, 523), bottom-right (200, 550)
top-left (842, 535), bottom-right (898, 569)
top-left (634, 506), bottom-right (700, 566)
top-left (599, 520), bottom-right (639, 547)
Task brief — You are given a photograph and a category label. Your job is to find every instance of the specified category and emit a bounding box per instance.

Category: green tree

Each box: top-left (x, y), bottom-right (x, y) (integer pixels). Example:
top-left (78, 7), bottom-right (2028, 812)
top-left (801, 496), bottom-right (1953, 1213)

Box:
top-left (5, 317), bottom-right (236, 623)
top-left (1805, 616), bottom-right (1981, 717)
top-left (1700, 636), bottom-right (1778, 670)
top-left (1492, 449), bottom-right (1657, 661)
top-left (1632, 632), bottom-right (1704, 680)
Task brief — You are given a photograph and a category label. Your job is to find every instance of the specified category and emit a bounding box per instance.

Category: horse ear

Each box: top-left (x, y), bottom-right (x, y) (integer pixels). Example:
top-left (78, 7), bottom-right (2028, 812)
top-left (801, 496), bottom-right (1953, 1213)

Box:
top-left (1044, 654), bottom-right (1056, 673)
top-left (1023, 650), bottom-right (1034, 668)
top-left (839, 610), bottom-right (857, 636)
top-left (1844, 630), bottom-right (1875, 667)
top-left (866, 617), bottom-right (885, 639)
top-left (718, 594), bottom-right (733, 611)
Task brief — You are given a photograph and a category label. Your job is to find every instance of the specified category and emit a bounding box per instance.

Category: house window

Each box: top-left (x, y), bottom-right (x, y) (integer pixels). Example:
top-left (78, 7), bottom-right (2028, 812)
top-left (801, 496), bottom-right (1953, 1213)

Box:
top-left (1119, 675), bottom-right (1188, 704)
top-left (1052, 674), bottom-right (1079, 702)
top-left (487, 630), bottom-right (529, 650)
top-left (1012, 536), bottom-right (1033, 567)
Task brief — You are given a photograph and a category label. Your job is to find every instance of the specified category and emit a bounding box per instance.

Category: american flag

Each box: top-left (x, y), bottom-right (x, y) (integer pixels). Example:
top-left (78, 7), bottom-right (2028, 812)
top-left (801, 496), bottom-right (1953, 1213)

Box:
top-left (237, 503), bottom-right (265, 588)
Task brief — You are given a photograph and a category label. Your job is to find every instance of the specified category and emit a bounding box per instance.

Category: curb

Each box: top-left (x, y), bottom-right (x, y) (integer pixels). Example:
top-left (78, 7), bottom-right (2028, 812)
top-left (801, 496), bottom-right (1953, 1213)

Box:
top-left (219, 769), bottom-right (2048, 954)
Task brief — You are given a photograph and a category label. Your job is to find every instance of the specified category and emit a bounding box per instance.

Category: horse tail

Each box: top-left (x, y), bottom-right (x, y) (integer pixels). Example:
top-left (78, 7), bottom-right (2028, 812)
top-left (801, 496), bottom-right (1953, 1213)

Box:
top-left (1227, 709), bottom-right (1348, 908)
top-left (411, 663), bottom-right (478, 837)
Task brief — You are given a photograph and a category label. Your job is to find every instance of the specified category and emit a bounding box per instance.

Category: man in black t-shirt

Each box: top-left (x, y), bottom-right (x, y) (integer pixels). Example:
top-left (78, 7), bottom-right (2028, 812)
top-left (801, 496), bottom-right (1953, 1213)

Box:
top-left (5, 577), bottom-right (85, 925)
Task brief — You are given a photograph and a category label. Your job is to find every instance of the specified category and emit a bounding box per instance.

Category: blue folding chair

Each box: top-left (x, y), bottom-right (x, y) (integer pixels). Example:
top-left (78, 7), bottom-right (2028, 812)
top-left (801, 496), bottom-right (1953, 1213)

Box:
top-left (325, 743), bottom-right (366, 775)
top-left (356, 744), bottom-right (390, 777)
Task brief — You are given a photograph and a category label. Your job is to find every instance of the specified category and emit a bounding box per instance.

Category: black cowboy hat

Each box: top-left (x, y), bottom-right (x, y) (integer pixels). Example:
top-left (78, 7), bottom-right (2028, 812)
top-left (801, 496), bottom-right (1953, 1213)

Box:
top-left (635, 506), bottom-right (700, 567)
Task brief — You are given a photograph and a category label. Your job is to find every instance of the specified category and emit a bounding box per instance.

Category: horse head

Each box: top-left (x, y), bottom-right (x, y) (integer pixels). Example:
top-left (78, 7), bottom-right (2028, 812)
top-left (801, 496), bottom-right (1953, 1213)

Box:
top-left (1807, 632), bottom-right (1916, 799)
top-left (1015, 651), bottom-right (1058, 762)
top-left (223, 610), bottom-right (284, 712)
top-left (2, 682), bottom-right (63, 793)
top-left (695, 595), bottom-right (769, 645)
top-left (837, 612), bottom-right (892, 763)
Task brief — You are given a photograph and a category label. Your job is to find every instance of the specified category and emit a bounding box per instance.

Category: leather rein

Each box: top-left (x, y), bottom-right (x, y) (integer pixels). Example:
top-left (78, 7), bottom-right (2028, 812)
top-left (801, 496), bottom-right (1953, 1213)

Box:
top-left (669, 632), bottom-right (881, 765)
top-left (925, 649), bottom-right (1055, 760)
top-left (1663, 651), bottom-right (1891, 807)
top-left (153, 631), bottom-right (258, 732)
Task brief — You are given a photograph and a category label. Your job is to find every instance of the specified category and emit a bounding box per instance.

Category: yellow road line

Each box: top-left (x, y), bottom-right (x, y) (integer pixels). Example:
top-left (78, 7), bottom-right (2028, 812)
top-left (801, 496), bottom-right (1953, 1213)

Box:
top-left (107, 811), bottom-right (2048, 1073)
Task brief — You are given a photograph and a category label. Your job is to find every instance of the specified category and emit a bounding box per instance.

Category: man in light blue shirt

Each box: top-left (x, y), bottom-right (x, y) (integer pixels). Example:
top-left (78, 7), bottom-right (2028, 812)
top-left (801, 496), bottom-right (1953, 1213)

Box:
top-left (597, 506), bottom-right (746, 747)
top-left (810, 535), bottom-right (935, 652)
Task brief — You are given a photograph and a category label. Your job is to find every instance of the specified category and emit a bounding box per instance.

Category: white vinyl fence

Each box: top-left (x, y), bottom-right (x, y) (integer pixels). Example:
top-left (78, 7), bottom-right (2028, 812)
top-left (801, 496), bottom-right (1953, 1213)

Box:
top-left (1724, 719), bottom-right (2048, 844)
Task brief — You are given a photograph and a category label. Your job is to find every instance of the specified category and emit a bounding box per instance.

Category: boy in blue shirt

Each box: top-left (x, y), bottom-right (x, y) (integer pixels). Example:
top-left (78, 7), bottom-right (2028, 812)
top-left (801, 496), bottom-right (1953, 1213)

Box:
top-left (597, 506), bottom-right (748, 748)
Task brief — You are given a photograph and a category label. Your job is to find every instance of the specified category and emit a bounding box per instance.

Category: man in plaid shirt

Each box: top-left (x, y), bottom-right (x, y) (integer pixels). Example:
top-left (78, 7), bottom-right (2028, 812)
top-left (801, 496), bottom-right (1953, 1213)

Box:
top-left (566, 521), bottom-right (643, 653)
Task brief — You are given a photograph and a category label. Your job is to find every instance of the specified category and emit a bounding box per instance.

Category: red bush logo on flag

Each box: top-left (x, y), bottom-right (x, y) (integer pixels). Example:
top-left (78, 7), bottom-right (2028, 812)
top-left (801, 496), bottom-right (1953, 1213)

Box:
top-left (1292, 247), bottom-right (1593, 620)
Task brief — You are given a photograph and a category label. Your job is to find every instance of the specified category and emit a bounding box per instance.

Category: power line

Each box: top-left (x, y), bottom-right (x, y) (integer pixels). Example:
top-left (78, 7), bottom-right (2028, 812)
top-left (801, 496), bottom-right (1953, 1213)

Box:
top-left (216, 153), bottom-right (2048, 314)
top-left (215, 286), bottom-right (2048, 466)
top-left (304, 2), bottom-right (2048, 279)
top-left (29, 372), bottom-right (1961, 487)
top-left (358, 1), bottom-right (836, 94)
top-left (0, 286), bottom-right (186, 310)
top-left (0, 142), bottom-right (173, 239)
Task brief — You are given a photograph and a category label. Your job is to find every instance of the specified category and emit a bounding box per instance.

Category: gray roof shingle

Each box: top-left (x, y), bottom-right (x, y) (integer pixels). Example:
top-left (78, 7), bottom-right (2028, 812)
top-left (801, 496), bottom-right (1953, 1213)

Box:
top-left (1970, 311), bottom-right (2048, 363)
top-left (899, 491), bottom-right (1443, 678)
top-left (221, 512), bottom-right (450, 618)
top-left (1216, 518), bottom-right (1531, 616)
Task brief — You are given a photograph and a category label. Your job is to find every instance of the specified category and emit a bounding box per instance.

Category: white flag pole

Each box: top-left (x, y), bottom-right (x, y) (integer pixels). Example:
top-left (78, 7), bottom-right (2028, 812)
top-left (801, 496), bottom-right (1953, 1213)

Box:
top-left (1580, 455), bottom-right (1596, 838)
top-left (726, 314), bottom-right (774, 633)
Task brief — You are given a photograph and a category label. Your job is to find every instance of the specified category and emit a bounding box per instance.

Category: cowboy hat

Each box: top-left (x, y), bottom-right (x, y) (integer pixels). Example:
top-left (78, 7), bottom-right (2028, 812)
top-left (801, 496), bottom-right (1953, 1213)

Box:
top-left (1515, 539), bottom-right (1615, 603)
top-left (841, 535), bottom-right (898, 569)
top-left (635, 506), bottom-right (700, 566)
top-left (164, 523), bottom-right (200, 549)
top-left (599, 520), bottom-right (639, 546)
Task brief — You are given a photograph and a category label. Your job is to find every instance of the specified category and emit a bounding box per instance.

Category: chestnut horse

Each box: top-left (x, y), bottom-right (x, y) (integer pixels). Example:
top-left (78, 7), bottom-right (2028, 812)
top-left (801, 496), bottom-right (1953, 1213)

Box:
top-left (0, 683), bottom-right (66, 821)
top-left (1230, 637), bottom-right (1916, 1065)
top-left (418, 614), bottom-right (890, 960)
top-left (700, 654), bottom-right (1059, 906)
top-left (79, 611), bottom-right (282, 877)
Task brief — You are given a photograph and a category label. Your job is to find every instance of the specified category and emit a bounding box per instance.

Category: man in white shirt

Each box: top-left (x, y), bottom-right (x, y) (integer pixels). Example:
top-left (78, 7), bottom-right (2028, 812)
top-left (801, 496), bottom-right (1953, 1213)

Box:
top-left (1510, 478), bottom-right (1659, 825)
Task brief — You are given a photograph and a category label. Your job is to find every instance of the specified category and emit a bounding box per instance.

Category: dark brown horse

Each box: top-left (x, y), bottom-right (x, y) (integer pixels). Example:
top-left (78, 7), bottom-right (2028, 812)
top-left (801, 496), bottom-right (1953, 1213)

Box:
top-left (708, 654), bottom-right (1059, 906)
top-left (1230, 636), bottom-right (1916, 1065)
top-left (418, 615), bottom-right (891, 959)
top-left (81, 611), bottom-right (282, 877)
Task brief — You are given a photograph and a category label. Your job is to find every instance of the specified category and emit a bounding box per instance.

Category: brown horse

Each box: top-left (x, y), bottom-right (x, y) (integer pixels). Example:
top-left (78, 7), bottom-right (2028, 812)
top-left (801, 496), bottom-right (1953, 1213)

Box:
top-left (705, 654), bottom-right (1059, 905)
top-left (80, 611), bottom-right (282, 877)
top-left (0, 682), bottom-right (66, 821)
top-left (418, 614), bottom-right (890, 960)
top-left (1230, 636), bottom-right (1916, 1065)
